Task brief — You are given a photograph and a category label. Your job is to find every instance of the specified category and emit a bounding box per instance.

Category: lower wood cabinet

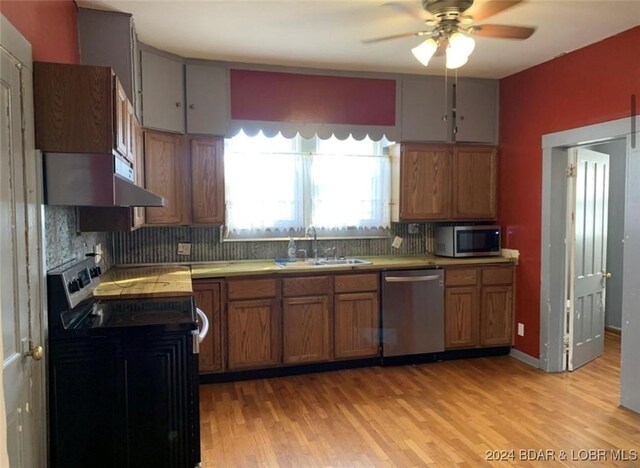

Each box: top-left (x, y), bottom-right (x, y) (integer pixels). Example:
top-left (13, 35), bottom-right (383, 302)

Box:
top-left (225, 278), bottom-right (281, 371)
top-left (282, 295), bottom-right (331, 364)
top-left (227, 298), bottom-right (280, 370)
top-left (192, 281), bottom-right (223, 374)
top-left (334, 292), bottom-right (379, 359)
top-left (445, 265), bottom-right (514, 349)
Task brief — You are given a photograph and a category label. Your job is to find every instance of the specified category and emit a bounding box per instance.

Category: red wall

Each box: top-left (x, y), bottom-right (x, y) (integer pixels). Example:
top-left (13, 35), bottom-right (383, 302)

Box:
top-left (0, 0), bottom-right (79, 63)
top-left (499, 26), bottom-right (640, 358)
top-left (231, 69), bottom-right (396, 126)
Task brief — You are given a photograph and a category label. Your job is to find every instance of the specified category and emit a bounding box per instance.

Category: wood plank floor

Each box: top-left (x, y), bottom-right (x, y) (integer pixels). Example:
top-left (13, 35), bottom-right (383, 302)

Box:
top-left (200, 334), bottom-right (640, 467)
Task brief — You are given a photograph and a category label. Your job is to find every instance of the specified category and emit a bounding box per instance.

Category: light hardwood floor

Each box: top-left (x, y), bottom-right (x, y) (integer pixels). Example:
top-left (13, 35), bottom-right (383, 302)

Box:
top-left (200, 334), bottom-right (639, 467)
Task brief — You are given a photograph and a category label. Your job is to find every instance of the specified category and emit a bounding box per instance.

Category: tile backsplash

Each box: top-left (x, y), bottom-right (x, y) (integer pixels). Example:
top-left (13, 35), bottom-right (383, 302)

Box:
top-left (113, 223), bottom-right (431, 265)
top-left (44, 206), bottom-right (112, 271)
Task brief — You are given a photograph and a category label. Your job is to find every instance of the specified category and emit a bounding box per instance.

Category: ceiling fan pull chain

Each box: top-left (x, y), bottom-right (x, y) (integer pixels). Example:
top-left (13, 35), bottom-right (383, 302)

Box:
top-left (443, 67), bottom-right (448, 123)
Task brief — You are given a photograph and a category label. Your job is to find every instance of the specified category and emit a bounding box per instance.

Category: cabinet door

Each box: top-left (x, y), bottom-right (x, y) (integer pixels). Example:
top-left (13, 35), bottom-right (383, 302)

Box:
top-left (114, 78), bottom-right (130, 159)
top-left (480, 285), bottom-right (513, 346)
top-left (144, 131), bottom-right (189, 225)
top-left (282, 295), bottom-right (331, 364)
top-left (131, 115), bottom-right (146, 228)
top-left (140, 49), bottom-right (185, 133)
top-left (334, 292), bottom-right (379, 359)
top-left (193, 281), bottom-right (223, 373)
top-left (452, 146), bottom-right (497, 220)
top-left (454, 79), bottom-right (498, 144)
top-left (227, 298), bottom-right (280, 370)
top-left (400, 77), bottom-right (448, 142)
top-left (190, 138), bottom-right (224, 224)
top-left (400, 144), bottom-right (451, 220)
top-left (445, 286), bottom-right (479, 349)
top-left (186, 64), bottom-right (228, 135)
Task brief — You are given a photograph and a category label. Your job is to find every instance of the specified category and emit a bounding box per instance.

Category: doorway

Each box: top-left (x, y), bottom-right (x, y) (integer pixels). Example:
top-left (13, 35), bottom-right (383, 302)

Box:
top-left (565, 141), bottom-right (625, 371)
top-left (539, 116), bottom-right (640, 413)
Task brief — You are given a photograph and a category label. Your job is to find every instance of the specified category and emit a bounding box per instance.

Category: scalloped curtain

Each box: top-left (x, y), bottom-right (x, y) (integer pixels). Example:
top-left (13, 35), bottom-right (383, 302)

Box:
top-left (224, 131), bottom-right (391, 239)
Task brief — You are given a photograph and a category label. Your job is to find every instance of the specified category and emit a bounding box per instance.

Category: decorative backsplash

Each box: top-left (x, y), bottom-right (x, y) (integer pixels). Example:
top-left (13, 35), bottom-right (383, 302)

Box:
top-left (44, 206), bottom-right (113, 271)
top-left (113, 223), bottom-right (432, 265)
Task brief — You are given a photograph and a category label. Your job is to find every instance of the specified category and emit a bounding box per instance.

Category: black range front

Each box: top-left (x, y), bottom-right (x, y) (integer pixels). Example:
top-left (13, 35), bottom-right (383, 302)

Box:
top-left (47, 258), bottom-right (201, 468)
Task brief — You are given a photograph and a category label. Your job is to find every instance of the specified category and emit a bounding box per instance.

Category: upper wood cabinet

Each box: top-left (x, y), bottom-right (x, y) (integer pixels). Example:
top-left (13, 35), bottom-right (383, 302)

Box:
top-left (185, 64), bottom-right (228, 135)
top-left (140, 49), bottom-right (185, 133)
top-left (452, 145), bottom-right (497, 219)
top-left (396, 143), bottom-right (451, 220)
top-left (143, 131), bottom-right (224, 226)
top-left (144, 131), bottom-right (189, 225)
top-left (454, 79), bottom-right (498, 144)
top-left (193, 281), bottom-right (223, 374)
top-left (34, 62), bottom-right (128, 157)
top-left (391, 142), bottom-right (497, 222)
top-left (78, 7), bottom-right (140, 117)
top-left (400, 77), bottom-right (449, 142)
top-left (190, 138), bottom-right (225, 224)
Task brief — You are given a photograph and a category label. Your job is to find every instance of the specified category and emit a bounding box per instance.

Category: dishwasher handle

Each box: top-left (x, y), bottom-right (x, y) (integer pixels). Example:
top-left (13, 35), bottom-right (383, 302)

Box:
top-left (384, 274), bottom-right (441, 283)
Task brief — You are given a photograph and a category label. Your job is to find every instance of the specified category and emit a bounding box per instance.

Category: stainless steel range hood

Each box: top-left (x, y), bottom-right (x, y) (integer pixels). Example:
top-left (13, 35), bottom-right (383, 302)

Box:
top-left (44, 153), bottom-right (165, 207)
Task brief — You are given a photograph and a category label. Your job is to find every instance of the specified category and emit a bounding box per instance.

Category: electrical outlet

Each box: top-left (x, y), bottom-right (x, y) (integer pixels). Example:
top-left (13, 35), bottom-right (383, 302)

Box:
top-left (517, 323), bottom-right (525, 336)
top-left (177, 243), bottom-right (191, 256)
top-left (408, 223), bottom-right (420, 235)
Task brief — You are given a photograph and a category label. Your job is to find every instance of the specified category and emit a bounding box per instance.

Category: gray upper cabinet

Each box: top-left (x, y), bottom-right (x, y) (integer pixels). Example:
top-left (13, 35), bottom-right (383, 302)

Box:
top-left (185, 64), bottom-right (228, 136)
top-left (78, 8), bottom-right (140, 118)
top-left (454, 78), bottom-right (498, 144)
top-left (140, 49), bottom-right (185, 133)
top-left (400, 77), bottom-right (449, 142)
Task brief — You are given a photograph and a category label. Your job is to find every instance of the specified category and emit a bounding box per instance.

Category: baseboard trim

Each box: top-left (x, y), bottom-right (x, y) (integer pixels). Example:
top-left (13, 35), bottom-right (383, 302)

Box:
top-left (605, 326), bottom-right (622, 336)
top-left (509, 348), bottom-right (540, 368)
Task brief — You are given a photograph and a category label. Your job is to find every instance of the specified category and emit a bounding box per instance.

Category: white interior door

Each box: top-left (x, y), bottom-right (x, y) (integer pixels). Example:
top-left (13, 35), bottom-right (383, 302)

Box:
top-left (567, 147), bottom-right (610, 371)
top-left (1, 21), bottom-right (45, 467)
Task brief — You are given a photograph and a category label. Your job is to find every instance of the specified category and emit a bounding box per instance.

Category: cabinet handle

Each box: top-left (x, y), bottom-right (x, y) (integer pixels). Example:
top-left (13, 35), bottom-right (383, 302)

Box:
top-left (175, 102), bottom-right (182, 108)
top-left (189, 104), bottom-right (196, 109)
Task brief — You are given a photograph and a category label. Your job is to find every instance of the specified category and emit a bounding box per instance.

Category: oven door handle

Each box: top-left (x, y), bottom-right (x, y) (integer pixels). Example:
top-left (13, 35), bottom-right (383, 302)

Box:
top-left (196, 308), bottom-right (209, 343)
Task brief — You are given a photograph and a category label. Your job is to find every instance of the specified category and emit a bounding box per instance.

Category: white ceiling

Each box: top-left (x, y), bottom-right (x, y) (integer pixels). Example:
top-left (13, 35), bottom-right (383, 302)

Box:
top-left (78, 0), bottom-right (640, 79)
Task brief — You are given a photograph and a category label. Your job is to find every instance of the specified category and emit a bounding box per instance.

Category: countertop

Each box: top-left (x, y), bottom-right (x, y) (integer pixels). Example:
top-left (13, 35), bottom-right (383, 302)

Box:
top-left (189, 254), bottom-right (516, 279)
top-left (94, 265), bottom-right (193, 300)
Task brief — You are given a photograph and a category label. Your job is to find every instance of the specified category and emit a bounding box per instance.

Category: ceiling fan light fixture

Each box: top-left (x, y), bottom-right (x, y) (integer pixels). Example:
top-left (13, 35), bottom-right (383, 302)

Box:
top-left (411, 37), bottom-right (438, 66)
top-left (445, 46), bottom-right (469, 69)
top-left (448, 31), bottom-right (475, 57)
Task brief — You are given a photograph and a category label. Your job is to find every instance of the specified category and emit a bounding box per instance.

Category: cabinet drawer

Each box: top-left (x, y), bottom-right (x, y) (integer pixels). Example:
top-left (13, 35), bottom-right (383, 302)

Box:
top-left (283, 276), bottom-right (331, 297)
top-left (227, 279), bottom-right (277, 300)
top-left (482, 267), bottom-right (513, 285)
top-left (445, 268), bottom-right (478, 286)
top-left (334, 274), bottom-right (378, 293)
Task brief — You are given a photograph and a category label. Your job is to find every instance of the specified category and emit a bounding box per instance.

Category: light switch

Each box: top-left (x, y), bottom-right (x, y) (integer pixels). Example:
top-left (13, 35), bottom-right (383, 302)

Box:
top-left (517, 323), bottom-right (525, 336)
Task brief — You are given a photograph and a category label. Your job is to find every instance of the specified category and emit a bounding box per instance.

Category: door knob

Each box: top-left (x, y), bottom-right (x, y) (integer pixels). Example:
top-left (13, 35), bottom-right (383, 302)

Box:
top-left (605, 272), bottom-right (612, 279)
top-left (27, 345), bottom-right (44, 361)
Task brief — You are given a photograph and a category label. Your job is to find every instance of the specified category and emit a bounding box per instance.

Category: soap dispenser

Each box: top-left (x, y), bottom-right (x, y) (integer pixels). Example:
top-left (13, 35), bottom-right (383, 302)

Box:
top-left (287, 238), bottom-right (297, 259)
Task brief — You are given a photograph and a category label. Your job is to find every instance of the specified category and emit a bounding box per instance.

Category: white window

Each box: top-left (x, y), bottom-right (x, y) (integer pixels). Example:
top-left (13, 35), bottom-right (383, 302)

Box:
top-left (224, 131), bottom-right (392, 240)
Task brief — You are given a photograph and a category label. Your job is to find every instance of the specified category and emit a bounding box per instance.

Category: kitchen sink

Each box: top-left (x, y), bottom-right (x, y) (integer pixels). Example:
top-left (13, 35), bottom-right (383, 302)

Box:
top-left (273, 258), bottom-right (371, 268)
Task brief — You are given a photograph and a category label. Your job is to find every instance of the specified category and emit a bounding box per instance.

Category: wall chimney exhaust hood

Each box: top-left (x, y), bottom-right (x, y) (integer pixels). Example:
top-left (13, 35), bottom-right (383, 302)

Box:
top-left (44, 153), bottom-right (165, 207)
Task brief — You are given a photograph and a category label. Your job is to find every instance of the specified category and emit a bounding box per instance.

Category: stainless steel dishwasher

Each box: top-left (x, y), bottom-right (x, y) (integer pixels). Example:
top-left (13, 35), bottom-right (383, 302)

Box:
top-left (381, 269), bottom-right (445, 357)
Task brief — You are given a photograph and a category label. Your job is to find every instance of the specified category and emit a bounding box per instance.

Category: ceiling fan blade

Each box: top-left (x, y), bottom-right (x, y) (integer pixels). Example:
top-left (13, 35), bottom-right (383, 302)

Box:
top-left (383, 1), bottom-right (431, 21)
top-left (362, 31), bottom-right (418, 44)
top-left (473, 24), bottom-right (535, 39)
top-left (467, 0), bottom-right (522, 22)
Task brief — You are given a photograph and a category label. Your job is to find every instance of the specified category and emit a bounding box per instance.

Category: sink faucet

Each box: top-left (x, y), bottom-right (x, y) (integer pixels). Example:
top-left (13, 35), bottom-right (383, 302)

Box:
top-left (305, 225), bottom-right (318, 259)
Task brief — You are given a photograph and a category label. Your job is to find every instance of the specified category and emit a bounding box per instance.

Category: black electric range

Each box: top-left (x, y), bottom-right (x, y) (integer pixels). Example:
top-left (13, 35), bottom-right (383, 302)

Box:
top-left (46, 257), bottom-right (201, 468)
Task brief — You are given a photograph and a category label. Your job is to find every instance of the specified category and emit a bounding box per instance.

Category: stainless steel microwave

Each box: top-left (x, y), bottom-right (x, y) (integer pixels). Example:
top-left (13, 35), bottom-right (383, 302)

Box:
top-left (435, 225), bottom-right (501, 258)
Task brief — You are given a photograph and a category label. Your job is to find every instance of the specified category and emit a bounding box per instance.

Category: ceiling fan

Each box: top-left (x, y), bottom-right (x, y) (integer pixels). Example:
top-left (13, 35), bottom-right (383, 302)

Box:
top-left (364, 0), bottom-right (536, 69)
